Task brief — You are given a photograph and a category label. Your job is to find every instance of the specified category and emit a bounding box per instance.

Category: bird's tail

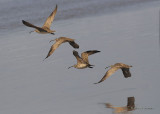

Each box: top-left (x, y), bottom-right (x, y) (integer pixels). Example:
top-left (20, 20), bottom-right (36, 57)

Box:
top-left (88, 64), bottom-right (94, 68)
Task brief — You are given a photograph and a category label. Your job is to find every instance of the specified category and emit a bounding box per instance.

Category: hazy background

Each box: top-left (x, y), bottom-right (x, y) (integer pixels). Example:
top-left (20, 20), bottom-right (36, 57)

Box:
top-left (0, 0), bottom-right (159, 35)
top-left (0, 0), bottom-right (160, 114)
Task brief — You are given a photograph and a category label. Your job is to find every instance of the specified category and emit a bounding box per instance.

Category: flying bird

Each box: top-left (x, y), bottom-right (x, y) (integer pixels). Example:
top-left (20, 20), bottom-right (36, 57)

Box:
top-left (94, 63), bottom-right (132, 84)
top-left (44, 37), bottom-right (79, 60)
top-left (22, 5), bottom-right (57, 35)
top-left (68, 50), bottom-right (100, 69)
top-left (105, 97), bottom-right (135, 114)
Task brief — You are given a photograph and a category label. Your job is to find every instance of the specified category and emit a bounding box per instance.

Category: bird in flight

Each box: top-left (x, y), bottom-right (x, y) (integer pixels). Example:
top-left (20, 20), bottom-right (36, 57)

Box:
top-left (68, 50), bottom-right (100, 69)
top-left (44, 37), bottom-right (79, 60)
top-left (22, 5), bottom-right (57, 35)
top-left (94, 63), bottom-right (132, 84)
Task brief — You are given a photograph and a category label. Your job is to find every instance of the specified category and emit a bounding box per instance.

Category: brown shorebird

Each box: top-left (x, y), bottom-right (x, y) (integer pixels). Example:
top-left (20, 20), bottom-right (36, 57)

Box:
top-left (22, 5), bottom-right (57, 35)
top-left (94, 63), bottom-right (132, 84)
top-left (105, 97), bottom-right (135, 114)
top-left (68, 50), bottom-right (100, 69)
top-left (44, 37), bottom-right (79, 60)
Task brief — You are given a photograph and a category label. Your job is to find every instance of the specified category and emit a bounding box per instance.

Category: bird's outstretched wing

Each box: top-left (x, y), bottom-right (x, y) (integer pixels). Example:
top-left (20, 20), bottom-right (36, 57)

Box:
top-left (60, 37), bottom-right (79, 49)
top-left (42, 5), bottom-right (58, 29)
top-left (81, 50), bottom-right (100, 63)
top-left (22, 20), bottom-right (43, 30)
top-left (94, 66), bottom-right (120, 84)
top-left (73, 50), bottom-right (85, 64)
top-left (121, 68), bottom-right (131, 78)
top-left (45, 41), bottom-right (61, 59)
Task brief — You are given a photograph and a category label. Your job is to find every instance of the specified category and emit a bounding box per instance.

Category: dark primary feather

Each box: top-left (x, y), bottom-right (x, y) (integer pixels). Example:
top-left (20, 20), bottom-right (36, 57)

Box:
top-left (73, 50), bottom-right (79, 57)
top-left (69, 41), bottom-right (79, 48)
top-left (73, 50), bottom-right (81, 60)
top-left (84, 50), bottom-right (100, 56)
top-left (81, 50), bottom-right (100, 63)
top-left (22, 20), bottom-right (38, 28)
top-left (121, 68), bottom-right (131, 78)
top-left (22, 20), bottom-right (46, 32)
top-left (73, 50), bottom-right (85, 64)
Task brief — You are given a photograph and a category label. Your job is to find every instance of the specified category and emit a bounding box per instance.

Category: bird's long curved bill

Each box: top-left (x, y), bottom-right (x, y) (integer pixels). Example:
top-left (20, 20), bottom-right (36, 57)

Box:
top-left (29, 31), bottom-right (34, 34)
top-left (105, 66), bottom-right (110, 69)
top-left (68, 66), bottom-right (74, 69)
top-left (49, 39), bottom-right (56, 43)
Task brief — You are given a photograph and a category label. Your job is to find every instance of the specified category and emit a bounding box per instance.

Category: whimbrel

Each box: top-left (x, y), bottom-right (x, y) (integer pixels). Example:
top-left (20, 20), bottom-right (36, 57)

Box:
top-left (22, 5), bottom-right (57, 35)
top-left (105, 97), bottom-right (135, 114)
top-left (68, 50), bottom-right (100, 69)
top-left (94, 63), bottom-right (132, 84)
top-left (44, 37), bottom-right (79, 60)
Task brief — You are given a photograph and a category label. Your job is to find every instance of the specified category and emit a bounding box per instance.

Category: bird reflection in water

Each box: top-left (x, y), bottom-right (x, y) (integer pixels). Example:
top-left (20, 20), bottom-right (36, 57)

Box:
top-left (105, 97), bottom-right (135, 114)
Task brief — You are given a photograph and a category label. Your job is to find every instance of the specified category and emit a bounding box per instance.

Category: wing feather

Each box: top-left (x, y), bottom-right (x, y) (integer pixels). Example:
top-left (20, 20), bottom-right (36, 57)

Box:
top-left (42, 5), bottom-right (57, 29)
top-left (73, 50), bottom-right (85, 64)
top-left (121, 68), bottom-right (131, 78)
top-left (81, 50), bottom-right (100, 63)
top-left (45, 41), bottom-right (61, 59)
top-left (94, 67), bottom-right (120, 84)
top-left (69, 41), bottom-right (79, 49)
top-left (22, 20), bottom-right (45, 31)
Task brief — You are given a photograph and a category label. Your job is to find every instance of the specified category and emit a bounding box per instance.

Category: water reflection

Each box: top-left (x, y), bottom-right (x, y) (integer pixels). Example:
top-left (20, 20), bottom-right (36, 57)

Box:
top-left (105, 97), bottom-right (135, 114)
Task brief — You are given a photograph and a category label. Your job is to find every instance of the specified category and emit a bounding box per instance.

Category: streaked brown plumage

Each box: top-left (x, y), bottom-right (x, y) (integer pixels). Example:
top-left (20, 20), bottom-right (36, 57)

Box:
top-left (44, 37), bottom-right (79, 59)
top-left (105, 97), bottom-right (135, 114)
top-left (22, 5), bottom-right (57, 35)
top-left (94, 63), bottom-right (132, 84)
top-left (68, 50), bottom-right (100, 69)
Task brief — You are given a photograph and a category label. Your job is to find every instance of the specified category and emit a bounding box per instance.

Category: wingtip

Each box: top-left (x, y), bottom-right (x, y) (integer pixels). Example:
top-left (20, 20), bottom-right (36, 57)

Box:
top-left (92, 50), bottom-right (101, 53)
top-left (55, 4), bottom-right (58, 10)
top-left (76, 45), bottom-right (79, 49)
top-left (22, 20), bottom-right (25, 23)
top-left (44, 55), bottom-right (49, 60)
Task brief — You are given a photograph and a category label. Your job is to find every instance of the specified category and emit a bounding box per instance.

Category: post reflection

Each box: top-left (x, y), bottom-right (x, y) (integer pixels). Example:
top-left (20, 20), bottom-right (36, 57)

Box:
top-left (105, 97), bottom-right (135, 114)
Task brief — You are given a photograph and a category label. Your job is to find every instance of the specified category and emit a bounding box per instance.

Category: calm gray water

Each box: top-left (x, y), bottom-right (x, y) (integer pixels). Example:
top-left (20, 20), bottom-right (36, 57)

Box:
top-left (0, 0), bottom-right (158, 35)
